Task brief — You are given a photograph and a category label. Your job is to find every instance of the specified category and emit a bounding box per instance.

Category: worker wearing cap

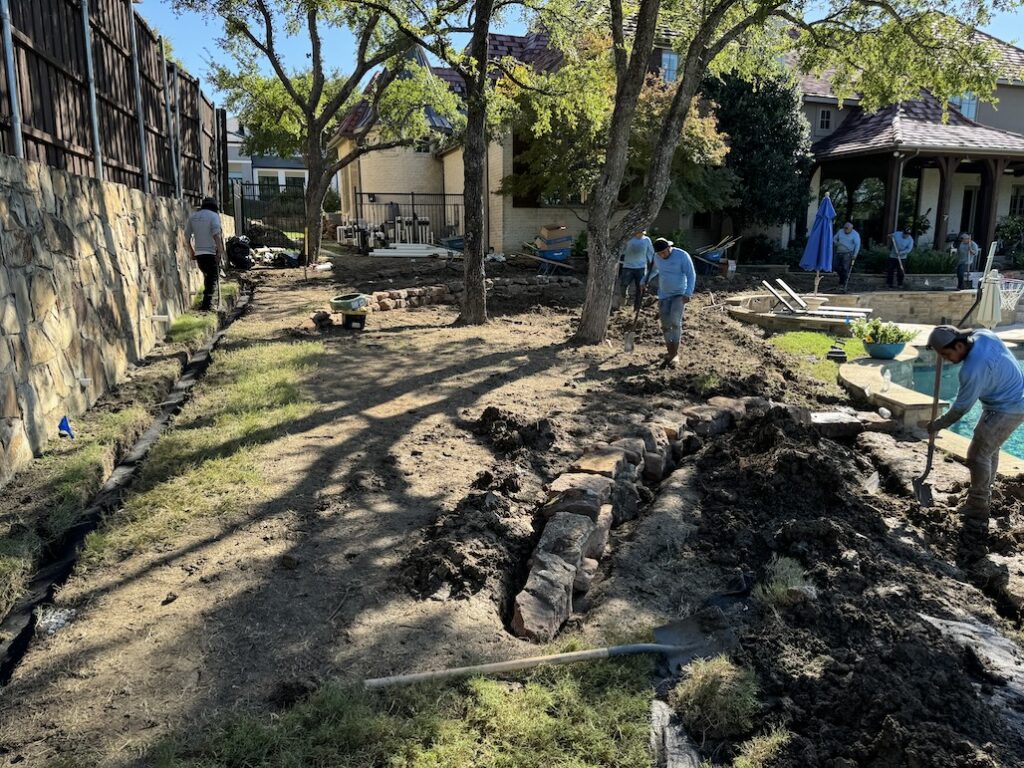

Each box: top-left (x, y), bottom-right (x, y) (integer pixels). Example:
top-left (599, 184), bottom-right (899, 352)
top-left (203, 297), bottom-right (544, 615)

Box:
top-left (644, 237), bottom-right (696, 368)
top-left (832, 222), bottom-right (860, 291)
top-left (185, 196), bottom-right (225, 311)
top-left (926, 325), bottom-right (1024, 560)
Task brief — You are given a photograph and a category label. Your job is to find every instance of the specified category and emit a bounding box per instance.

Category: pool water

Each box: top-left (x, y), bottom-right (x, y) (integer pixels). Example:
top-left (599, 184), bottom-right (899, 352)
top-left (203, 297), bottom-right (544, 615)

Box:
top-left (911, 357), bottom-right (1024, 458)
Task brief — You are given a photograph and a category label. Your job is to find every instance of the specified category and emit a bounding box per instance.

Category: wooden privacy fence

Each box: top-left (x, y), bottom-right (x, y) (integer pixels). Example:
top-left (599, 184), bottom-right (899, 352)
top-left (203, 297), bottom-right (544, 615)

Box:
top-left (0, 0), bottom-right (227, 204)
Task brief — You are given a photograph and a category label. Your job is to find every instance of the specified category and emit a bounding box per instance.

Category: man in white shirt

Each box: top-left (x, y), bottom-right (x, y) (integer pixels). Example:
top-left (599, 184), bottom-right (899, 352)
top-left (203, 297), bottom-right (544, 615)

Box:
top-left (185, 197), bottom-right (225, 311)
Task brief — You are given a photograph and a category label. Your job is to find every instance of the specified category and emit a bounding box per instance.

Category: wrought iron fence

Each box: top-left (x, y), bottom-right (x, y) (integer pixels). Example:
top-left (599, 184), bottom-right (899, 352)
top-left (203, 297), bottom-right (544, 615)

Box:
top-left (236, 181), bottom-right (305, 247)
top-left (355, 192), bottom-right (464, 246)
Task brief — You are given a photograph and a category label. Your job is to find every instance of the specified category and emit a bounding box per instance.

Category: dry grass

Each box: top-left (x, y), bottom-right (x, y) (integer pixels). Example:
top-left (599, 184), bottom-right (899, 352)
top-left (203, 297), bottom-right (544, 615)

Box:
top-left (149, 638), bottom-right (655, 768)
top-left (671, 655), bottom-right (760, 741)
top-left (752, 555), bottom-right (816, 609)
top-left (733, 726), bottom-right (792, 768)
top-left (82, 340), bottom-right (324, 563)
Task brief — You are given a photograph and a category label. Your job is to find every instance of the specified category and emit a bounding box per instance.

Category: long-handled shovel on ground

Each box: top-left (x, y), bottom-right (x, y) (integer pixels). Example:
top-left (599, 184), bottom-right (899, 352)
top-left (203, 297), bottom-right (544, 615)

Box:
top-left (624, 300), bottom-right (643, 352)
top-left (913, 357), bottom-right (943, 507)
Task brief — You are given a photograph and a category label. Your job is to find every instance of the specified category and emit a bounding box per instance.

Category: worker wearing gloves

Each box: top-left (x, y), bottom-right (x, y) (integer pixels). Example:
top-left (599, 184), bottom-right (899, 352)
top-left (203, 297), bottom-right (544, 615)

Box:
top-left (926, 325), bottom-right (1024, 562)
top-left (619, 230), bottom-right (655, 312)
top-left (888, 226), bottom-right (914, 289)
top-left (645, 238), bottom-right (697, 369)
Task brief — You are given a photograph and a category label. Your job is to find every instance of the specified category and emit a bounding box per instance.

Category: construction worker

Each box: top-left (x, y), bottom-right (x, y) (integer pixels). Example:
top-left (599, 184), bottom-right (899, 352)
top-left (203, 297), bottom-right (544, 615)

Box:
top-left (956, 233), bottom-right (980, 290)
top-left (926, 325), bottom-right (1024, 562)
top-left (185, 197), bottom-right (225, 311)
top-left (832, 221), bottom-right (860, 291)
top-left (619, 230), bottom-right (655, 312)
top-left (888, 226), bottom-right (914, 289)
top-left (645, 238), bottom-right (696, 369)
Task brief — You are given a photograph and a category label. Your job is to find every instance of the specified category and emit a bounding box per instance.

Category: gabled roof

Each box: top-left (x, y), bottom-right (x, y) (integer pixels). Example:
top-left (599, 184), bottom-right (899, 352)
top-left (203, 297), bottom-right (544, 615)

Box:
top-left (811, 90), bottom-right (1024, 158)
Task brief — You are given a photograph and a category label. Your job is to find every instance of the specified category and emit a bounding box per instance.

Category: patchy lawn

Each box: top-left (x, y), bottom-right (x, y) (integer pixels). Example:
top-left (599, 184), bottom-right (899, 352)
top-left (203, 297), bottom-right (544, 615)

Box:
top-left (150, 643), bottom-right (654, 768)
top-left (82, 340), bottom-right (324, 564)
top-left (168, 313), bottom-right (220, 345)
top-left (768, 331), bottom-right (866, 391)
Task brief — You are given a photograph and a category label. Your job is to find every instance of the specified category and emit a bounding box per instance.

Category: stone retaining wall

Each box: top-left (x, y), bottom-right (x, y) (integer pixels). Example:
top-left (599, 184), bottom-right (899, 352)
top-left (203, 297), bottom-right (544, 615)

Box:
top-left (0, 156), bottom-right (233, 487)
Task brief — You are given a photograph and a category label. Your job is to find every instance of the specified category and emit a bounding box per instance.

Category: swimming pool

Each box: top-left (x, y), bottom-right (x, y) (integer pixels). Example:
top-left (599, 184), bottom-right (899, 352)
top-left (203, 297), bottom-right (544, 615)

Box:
top-left (910, 353), bottom-right (1024, 458)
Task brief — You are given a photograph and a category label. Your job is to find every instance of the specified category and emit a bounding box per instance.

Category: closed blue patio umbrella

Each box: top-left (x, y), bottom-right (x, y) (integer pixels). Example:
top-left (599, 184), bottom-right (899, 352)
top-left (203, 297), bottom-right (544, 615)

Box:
top-left (800, 193), bottom-right (836, 295)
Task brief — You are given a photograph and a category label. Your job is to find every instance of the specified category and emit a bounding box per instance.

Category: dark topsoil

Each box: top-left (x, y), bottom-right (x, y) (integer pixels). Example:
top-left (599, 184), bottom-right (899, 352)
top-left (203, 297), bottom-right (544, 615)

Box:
top-left (692, 408), bottom-right (1024, 767)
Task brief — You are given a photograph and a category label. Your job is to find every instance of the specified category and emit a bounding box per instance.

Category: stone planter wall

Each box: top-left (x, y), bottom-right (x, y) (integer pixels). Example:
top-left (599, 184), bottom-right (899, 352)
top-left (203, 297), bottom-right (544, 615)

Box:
top-left (0, 156), bottom-right (233, 487)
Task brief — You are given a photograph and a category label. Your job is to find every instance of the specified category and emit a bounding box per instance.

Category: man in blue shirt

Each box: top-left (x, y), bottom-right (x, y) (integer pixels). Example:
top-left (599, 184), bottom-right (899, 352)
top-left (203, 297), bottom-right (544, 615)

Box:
top-left (956, 233), bottom-right (980, 290)
top-left (927, 325), bottom-right (1024, 560)
top-left (619, 230), bottom-right (654, 312)
top-left (832, 222), bottom-right (861, 291)
top-left (645, 237), bottom-right (697, 369)
top-left (888, 226), bottom-right (914, 289)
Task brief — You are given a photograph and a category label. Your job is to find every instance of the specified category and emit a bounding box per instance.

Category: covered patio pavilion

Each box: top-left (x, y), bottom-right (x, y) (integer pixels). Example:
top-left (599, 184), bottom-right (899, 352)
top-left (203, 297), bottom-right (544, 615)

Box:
top-left (808, 92), bottom-right (1024, 252)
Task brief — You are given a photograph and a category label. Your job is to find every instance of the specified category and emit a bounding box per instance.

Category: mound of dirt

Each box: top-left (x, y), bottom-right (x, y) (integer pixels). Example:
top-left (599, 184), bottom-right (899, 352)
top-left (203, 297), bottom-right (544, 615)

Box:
top-left (401, 467), bottom-right (539, 613)
top-left (473, 406), bottom-right (556, 453)
top-left (690, 408), bottom-right (1024, 766)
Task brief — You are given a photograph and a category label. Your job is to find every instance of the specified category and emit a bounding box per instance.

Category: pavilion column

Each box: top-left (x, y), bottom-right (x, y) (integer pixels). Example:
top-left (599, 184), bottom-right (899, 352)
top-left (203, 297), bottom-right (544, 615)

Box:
top-left (978, 157), bottom-right (1010, 253)
top-left (881, 154), bottom-right (905, 238)
top-left (933, 156), bottom-right (961, 250)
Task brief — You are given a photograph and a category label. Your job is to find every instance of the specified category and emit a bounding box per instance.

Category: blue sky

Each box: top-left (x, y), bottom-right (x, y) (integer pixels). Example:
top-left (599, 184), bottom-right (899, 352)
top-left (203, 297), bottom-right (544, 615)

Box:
top-left (134, 1), bottom-right (1024, 106)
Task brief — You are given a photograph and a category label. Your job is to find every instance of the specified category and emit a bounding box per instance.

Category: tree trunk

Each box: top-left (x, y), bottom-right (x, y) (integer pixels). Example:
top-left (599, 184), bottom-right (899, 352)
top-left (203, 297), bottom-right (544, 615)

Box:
top-left (304, 147), bottom-right (328, 266)
top-left (457, 2), bottom-right (495, 326)
top-left (574, 220), bottom-right (620, 341)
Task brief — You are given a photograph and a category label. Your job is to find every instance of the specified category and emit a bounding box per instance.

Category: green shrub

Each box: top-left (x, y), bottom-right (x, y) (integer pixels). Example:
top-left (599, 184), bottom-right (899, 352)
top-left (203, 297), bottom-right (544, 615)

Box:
top-left (323, 188), bottom-right (341, 213)
top-left (671, 655), bottom-right (760, 741)
top-left (850, 317), bottom-right (916, 345)
top-left (908, 247), bottom-right (957, 273)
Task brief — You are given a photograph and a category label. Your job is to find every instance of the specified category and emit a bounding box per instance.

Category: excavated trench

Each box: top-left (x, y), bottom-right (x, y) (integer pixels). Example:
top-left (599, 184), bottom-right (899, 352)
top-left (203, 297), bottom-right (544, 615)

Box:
top-left (0, 286), bottom-right (252, 683)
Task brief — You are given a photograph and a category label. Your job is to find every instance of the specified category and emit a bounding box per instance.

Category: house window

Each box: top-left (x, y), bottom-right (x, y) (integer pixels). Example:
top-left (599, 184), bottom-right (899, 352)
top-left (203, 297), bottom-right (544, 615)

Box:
top-left (818, 108), bottom-right (832, 131)
top-left (414, 140), bottom-right (432, 154)
top-left (1011, 185), bottom-right (1024, 217)
top-left (950, 92), bottom-right (978, 120)
top-left (661, 51), bottom-right (679, 83)
top-left (284, 176), bottom-right (305, 189)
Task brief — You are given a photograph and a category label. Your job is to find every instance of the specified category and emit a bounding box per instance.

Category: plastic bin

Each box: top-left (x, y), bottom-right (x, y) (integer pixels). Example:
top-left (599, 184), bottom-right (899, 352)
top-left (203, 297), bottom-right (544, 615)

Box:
top-left (538, 248), bottom-right (571, 262)
top-left (330, 293), bottom-right (370, 312)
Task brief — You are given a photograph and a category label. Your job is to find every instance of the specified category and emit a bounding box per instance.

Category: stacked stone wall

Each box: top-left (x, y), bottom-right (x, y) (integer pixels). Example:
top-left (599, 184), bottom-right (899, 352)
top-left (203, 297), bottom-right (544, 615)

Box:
top-left (0, 156), bottom-right (233, 486)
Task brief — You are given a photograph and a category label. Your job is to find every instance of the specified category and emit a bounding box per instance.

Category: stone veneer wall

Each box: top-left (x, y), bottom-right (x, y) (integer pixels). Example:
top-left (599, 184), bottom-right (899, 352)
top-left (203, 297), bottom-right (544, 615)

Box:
top-left (0, 156), bottom-right (233, 487)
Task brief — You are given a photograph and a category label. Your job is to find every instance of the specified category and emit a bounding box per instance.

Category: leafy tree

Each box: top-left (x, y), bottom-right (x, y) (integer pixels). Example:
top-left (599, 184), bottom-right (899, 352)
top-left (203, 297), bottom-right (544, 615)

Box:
top-left (172, 1), bottom-right (460, 263)
top-left (701, 72), bottom-right (811, 230)
top-left (351, 0), bottom-right (575, 324)
top-left (570, 0), bottom-right (1018, 344)
top-left (323, 188), bottom-right (341, 213)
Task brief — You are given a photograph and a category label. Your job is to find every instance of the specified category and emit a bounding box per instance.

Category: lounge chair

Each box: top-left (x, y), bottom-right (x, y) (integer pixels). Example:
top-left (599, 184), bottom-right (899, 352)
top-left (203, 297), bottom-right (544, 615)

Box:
top-left (761, 281), bottom-right (873, 320)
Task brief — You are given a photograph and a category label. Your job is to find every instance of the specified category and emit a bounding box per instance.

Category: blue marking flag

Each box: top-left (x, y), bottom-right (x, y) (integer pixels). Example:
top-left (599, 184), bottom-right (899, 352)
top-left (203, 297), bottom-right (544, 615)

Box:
top-left (58, 415), bottom-right (74, 440)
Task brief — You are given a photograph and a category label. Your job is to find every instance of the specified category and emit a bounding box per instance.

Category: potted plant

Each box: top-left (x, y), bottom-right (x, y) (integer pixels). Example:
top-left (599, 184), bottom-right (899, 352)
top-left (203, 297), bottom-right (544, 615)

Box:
top-left (850, 317), bottom-right (917, 359)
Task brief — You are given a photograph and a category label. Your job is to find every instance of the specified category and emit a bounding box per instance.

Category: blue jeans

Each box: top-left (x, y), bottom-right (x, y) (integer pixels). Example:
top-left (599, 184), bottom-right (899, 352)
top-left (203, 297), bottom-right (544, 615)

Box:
top-left (659, 296), bottom-right (686, 343)
top-left (956, 263), bottom-right (968, 290)
top-left (619, 267), bottom-right (646, 311)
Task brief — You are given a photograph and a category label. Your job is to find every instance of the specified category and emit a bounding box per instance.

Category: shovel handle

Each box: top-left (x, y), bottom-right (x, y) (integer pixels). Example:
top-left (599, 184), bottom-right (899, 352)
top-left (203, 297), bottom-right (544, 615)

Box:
top-left (923, 357), bottom-right (943, 475)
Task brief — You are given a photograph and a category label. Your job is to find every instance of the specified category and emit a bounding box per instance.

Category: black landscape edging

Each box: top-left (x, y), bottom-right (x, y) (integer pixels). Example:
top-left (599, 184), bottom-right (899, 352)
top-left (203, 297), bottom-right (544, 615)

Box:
top-left (0, 287), bottom-right (252, 684)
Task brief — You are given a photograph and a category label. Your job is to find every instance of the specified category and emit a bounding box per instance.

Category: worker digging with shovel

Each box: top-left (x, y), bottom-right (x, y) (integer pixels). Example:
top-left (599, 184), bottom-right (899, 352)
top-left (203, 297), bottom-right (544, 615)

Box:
top-left (926, 325), bottom-right (1024, 565)
top-left (644, 238), bottom-right (697, 369)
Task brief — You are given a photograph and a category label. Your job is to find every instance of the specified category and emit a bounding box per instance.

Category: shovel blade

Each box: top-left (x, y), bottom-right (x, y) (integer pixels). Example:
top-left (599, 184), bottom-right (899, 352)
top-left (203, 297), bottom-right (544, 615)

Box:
top-left (624, 332), bottom-right (635, 352)
top-left (913, 478), bottom-right (934, 508)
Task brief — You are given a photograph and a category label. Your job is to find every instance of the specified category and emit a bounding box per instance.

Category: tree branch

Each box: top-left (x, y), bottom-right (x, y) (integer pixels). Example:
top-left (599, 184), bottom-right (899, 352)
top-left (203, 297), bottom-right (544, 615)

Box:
top-left (309, 7), bottom-right (325, 110)
top-left (609, 0), bottom-right (627, 82)
top-left (328, 139), bottom-right (411, 176)
top-left (241, 0), bottom-right (305, 109)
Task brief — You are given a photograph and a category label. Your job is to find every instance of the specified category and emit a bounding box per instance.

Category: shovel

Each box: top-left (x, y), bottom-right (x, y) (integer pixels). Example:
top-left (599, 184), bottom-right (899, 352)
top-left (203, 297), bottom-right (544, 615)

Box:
top-left (913, 357), bottom-right (943, 507)
top-left (624, 300), bottom-right (643, 352)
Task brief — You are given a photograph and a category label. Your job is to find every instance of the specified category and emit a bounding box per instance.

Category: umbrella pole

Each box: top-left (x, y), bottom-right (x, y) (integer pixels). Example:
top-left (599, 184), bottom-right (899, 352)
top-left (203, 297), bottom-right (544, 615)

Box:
top-left (814, 270), bottom-right (821, 296)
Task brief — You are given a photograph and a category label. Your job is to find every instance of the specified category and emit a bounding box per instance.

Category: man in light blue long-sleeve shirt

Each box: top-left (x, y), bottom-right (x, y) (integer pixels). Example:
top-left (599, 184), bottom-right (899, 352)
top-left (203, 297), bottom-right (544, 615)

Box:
top-left (927, 325), bottom-right (1024, 561)
top-left (619, 230), bottom-right (654, 312)
top-left (832, 222), bottom-right (861, 291)
top-left (645, 237), bottom-right (696, 368)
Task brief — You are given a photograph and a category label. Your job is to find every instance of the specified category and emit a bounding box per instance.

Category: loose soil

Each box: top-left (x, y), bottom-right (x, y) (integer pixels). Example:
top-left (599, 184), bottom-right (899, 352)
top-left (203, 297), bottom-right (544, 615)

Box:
top-left (1, 251), bottom-right (1023, 767)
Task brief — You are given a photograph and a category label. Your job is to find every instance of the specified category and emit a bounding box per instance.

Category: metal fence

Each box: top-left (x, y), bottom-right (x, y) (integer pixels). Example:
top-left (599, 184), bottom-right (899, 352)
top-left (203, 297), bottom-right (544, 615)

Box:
top-left (235, 181), bottom-right (306, 247)
top-left (0, 0), bottom-right (226, 203)
top-left (355, 192), bottom-right (465, 245)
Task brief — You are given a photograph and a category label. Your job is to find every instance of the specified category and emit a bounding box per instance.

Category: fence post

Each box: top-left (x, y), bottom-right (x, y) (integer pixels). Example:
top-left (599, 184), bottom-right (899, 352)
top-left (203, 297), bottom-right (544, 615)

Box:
top-left (217, 108), bottom-right (229, 210)
top-left (197, 84), bottom-right (207, 197)
top-left (410, 191), bottom-right (417, 243)
top-left (80, 0), bottom-right (104, 180)
top-left (172, 64), bottom-right (182, 198)
top-left (159, 38), bottom-right (178, 197)
top-left (0, 0), bottom-right (23, 158)
top-left (127, 2), bottom-right (149, 192)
